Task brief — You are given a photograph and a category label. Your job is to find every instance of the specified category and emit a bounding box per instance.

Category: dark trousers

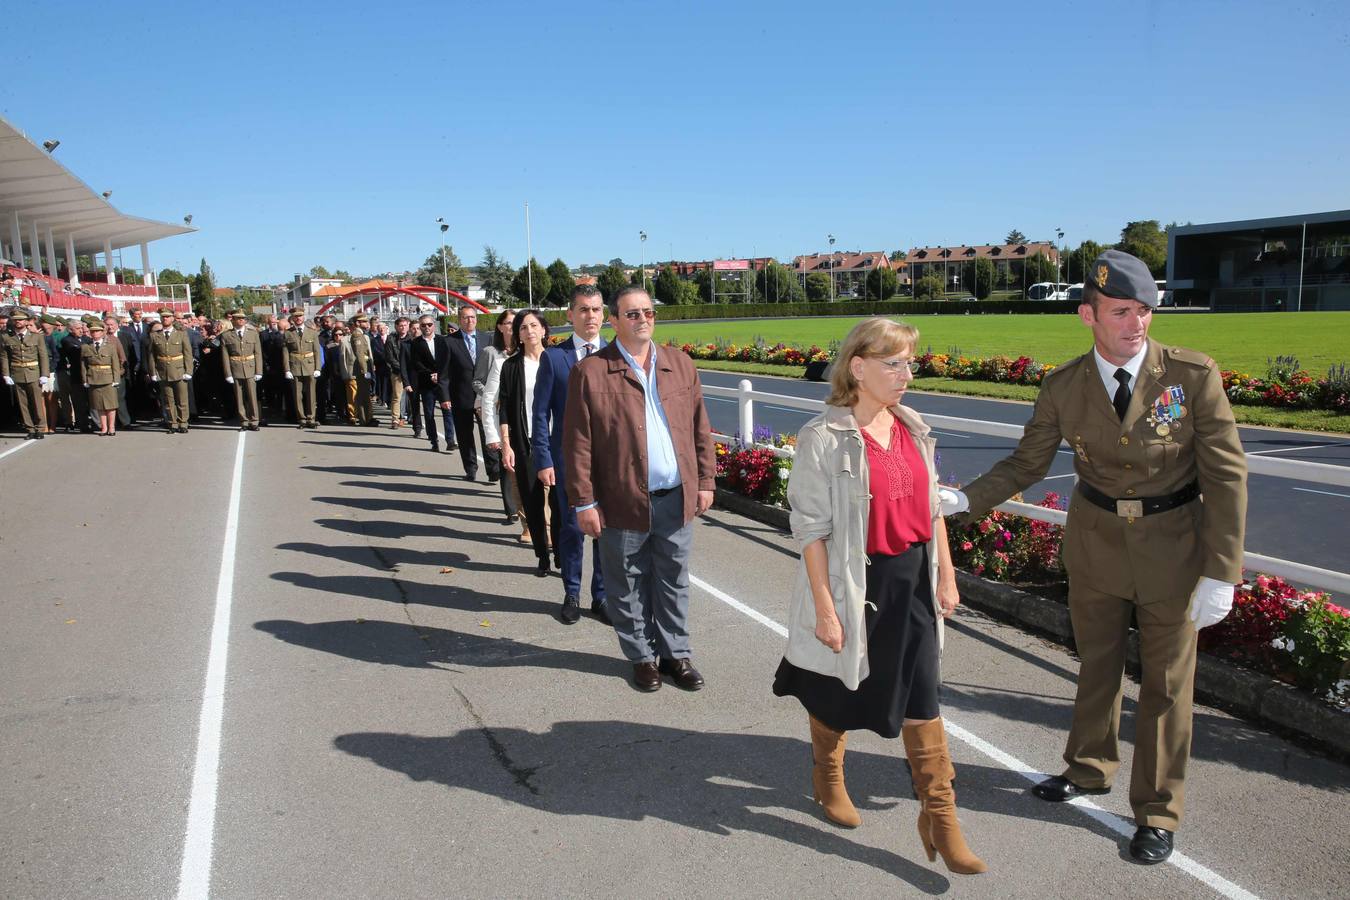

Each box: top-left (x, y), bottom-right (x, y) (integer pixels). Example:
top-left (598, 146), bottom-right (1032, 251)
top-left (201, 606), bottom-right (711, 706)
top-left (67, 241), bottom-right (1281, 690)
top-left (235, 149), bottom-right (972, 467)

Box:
top-left (550, 478), bottom-right (605, 602)
top-left (451, 406), bottom-right (486, 478)
top-left (418, 389), bottom-right (454, 448)
top-left (513, 461), bottom-right (551, 566)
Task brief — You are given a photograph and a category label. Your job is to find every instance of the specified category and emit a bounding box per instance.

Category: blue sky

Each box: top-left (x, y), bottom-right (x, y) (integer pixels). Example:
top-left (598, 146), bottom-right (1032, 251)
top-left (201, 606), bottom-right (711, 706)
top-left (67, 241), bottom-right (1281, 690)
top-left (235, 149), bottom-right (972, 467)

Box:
top-left (6, 1), bottom-right (1348, 285)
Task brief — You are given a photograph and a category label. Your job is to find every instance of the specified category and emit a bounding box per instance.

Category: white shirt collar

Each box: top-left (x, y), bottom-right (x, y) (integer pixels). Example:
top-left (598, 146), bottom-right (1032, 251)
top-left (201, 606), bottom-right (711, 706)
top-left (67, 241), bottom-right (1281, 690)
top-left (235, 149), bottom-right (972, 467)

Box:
top-left (570, 332), bottom-right (601, 358)
top-left (1093, 340), bottom-right (1148, 397)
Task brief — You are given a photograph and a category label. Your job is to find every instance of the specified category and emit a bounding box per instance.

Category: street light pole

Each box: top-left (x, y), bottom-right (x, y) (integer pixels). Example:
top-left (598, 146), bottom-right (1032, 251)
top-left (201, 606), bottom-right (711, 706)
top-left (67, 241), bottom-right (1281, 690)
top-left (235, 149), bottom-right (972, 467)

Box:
top-left (639, 230), bottom-right (647, 295)
top-left (437, 218), bottom-right (454, 313)
top-left (1055, 228), bottom-right (1064, 296)
top-left (828, 234), bottom-right (836, 301)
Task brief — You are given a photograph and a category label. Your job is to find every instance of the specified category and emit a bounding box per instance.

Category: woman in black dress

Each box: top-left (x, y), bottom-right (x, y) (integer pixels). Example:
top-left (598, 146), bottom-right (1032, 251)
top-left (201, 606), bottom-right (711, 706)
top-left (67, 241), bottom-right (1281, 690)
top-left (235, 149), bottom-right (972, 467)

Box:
top-left (494, 309), bottom-right (552, 577)
top-left (772, 317), bottom-right (985, 874)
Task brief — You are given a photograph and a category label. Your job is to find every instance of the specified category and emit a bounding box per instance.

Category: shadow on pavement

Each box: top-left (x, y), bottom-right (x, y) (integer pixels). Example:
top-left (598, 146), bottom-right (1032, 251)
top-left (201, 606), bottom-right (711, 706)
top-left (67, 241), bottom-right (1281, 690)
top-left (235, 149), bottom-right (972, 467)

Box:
top-left (697, 512), bottom-right (796, 559)
top-left (270, 570), bottom-right (562, 618)
top-left (300, 464), bottom-right (446, 479)
top-left (314, 517), bottom-right (520, 548)
top-left (276, 542), bottom-right (537, 578)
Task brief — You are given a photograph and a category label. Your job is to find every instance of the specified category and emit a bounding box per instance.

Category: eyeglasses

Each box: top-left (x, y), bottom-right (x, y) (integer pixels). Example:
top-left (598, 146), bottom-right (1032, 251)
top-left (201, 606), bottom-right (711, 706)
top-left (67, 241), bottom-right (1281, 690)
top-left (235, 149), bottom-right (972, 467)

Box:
top-left (875, 358), bottom-right (920, 375)
top-left (419, 322), bottom-right (435, 328)
top-left (622, 308), bottom-right (657, 321)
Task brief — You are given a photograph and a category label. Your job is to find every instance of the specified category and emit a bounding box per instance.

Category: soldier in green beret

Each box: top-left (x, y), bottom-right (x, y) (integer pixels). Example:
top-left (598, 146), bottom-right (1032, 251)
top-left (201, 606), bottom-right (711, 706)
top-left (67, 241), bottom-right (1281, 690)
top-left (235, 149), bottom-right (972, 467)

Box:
top-left (221, 309), bottom-right (263, 431)
top-left (0, 309), bottom-right (51, 439)
top-left (950, 249), bottom-right (1247, 864)
top-left (147, 307), bottom-right (194, 433)
top-left (349, 312), bottom-right (377, 425)
top-left (282, 307), bottom-right (321, 428)
top-left (81, 320), bottom-right (124, 436)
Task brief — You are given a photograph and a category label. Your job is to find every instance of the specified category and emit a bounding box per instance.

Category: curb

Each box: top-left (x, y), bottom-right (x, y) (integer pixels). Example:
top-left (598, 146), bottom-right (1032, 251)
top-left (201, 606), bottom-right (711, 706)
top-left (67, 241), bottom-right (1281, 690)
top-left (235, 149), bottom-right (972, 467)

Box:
top-left (712, 487), bottom-right (1349, 759)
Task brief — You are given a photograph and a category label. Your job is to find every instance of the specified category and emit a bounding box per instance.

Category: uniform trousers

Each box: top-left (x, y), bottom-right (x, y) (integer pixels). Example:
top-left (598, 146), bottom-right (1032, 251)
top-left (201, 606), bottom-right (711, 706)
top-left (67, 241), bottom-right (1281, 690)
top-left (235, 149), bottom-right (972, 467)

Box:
top-left (160, 380), bottom-right (190, 428)
top-left (597, 487), bottom-right (692, 664)
top-left (292, 375), bottom-right (318, 424)
top-left (13, 381), bottom-right (46, 433)
top-left (349, 375), bottom-right (374, 423)
top-left (233, 377), bottom-right (260, 427)
top-left (1064, 580), bottom-right (1198, 830)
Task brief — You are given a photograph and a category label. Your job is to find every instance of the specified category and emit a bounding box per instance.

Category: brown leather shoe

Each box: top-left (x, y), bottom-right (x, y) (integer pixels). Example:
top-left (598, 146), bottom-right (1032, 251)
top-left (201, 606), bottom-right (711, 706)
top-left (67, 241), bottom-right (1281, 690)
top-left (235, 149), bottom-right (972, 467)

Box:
top-left (658, 657), bottom-right (705, 691)
top-left (633, 661), bottom-right (661, 692)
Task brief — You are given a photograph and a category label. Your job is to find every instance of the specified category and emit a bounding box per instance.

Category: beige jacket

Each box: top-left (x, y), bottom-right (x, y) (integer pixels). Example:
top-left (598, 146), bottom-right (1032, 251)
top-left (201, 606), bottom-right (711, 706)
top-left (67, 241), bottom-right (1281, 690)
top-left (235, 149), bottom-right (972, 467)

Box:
top-left (784, 403), bottom-right (943, 691)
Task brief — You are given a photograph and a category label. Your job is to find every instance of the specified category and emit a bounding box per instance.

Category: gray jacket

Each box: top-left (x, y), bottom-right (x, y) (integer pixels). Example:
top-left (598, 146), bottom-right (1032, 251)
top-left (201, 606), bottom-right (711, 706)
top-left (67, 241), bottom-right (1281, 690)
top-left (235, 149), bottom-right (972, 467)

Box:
top-left (784, 402), bottom-right (943, 690)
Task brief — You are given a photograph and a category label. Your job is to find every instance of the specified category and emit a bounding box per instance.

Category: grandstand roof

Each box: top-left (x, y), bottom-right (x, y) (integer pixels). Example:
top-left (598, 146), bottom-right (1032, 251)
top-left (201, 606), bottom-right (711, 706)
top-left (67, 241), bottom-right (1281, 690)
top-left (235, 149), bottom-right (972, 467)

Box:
top-left (0, 114), bottom-right (196, 254)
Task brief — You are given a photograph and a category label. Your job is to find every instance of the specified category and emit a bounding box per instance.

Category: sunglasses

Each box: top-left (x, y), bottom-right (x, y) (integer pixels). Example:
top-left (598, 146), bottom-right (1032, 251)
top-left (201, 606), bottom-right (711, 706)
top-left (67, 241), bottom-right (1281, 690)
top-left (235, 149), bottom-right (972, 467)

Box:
top-left (621, 308), bottom-right (657, 321)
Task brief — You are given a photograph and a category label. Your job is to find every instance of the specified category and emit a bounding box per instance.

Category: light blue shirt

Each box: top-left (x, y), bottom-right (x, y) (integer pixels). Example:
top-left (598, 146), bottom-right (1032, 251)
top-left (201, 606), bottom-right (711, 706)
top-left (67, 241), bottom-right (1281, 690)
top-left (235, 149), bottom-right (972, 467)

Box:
top-left (615, 339), bottom-right (681, 492)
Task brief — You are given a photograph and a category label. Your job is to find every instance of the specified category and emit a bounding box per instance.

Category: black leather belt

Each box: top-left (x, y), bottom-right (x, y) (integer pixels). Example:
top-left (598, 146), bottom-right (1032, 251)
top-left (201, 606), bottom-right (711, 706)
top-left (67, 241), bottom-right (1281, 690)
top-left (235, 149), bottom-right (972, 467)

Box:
top-left (651, 486), bottom-right (680, 498)
top-left (1078, 479), bottom-right (1199, 519)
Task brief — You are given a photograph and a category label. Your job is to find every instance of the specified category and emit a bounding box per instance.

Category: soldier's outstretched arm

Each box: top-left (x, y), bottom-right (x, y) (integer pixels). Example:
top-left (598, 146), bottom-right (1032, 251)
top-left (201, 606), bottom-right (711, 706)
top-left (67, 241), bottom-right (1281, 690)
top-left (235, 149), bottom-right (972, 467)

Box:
top-left (961, 377), bottom-right (1065, 518)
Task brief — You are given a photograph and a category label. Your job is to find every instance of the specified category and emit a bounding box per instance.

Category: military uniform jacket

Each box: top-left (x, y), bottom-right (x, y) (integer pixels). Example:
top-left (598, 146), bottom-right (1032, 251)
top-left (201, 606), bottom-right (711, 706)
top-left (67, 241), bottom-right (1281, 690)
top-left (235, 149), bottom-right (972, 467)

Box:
top-left (80, 339), bottom-right (123, 386)
top-left (0, 330), bottom-right (51, 383)
top-left (962, 341), bottom-right (1247, 604)
top-left (351, 331), bottom-right (373, 376)
top-left (282, 327), bottom-right (321, 376)
top-left (220, 329), bottom-right (263, 379)
top-left (147, 329), bottom-right (194, 381)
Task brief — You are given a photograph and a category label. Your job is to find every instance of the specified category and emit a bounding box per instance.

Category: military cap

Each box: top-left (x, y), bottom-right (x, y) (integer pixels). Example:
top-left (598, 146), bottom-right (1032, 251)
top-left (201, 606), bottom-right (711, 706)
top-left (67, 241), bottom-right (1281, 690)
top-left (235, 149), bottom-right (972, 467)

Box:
top-left (353, 312), bottom-right (368, 322)
top-left (289, 306), bottom-right (305, 318)
top-left (1089, 249), bottom-right (1159, 308)
top-left (41, 313), bottom-right (61, 325)
top-left (158, 306), bottom-right (176, 316)
top-left (227, 308), bottom-right (246, 318)
top-left (88, 319), bottom-right (106, 332)
top-left (10, 308), bottom-right (31, 321)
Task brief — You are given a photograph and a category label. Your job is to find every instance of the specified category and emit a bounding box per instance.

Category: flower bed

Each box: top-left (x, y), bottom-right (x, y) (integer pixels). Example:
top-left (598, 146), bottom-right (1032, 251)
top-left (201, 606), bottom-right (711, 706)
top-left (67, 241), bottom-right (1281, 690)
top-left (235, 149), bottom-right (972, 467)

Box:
top-left (714, 428), bottom-right (794, 507)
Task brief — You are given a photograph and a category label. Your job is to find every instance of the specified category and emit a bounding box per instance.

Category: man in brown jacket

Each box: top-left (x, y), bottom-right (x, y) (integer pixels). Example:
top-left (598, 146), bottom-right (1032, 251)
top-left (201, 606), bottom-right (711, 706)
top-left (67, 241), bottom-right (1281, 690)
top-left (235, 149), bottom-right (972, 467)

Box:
top-left (221, 310), bottom-right (263, 430)
top-left (147, 307), bottom-right (194, 433)
top-left (563, 286), bottom-right (717, 693)
top-left (953, 250), bottom-right (1248, 865)
top-left (0, 309), bottom-right (51, 438)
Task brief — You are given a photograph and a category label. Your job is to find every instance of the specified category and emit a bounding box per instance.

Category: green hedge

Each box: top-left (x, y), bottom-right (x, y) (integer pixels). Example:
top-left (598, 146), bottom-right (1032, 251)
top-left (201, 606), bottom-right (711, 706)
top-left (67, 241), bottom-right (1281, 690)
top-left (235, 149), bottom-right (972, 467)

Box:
top-left (537, 298), bottom-right (1078, 326)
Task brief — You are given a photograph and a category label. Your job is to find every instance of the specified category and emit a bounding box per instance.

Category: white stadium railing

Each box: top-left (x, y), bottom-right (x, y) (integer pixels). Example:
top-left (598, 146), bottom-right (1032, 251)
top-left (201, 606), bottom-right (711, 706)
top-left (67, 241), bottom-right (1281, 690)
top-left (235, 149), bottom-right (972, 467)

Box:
top-left (707, 379), bottom-right (1350, 595)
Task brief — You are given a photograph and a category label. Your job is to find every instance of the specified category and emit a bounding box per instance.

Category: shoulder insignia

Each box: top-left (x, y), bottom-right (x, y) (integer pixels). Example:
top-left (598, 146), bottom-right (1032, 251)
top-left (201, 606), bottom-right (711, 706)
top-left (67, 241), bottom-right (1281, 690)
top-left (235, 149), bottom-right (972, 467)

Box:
top-left (1041, 351), bottom-right (1089, 383)
top-left (1165, 345), bottom-right (1215, 369)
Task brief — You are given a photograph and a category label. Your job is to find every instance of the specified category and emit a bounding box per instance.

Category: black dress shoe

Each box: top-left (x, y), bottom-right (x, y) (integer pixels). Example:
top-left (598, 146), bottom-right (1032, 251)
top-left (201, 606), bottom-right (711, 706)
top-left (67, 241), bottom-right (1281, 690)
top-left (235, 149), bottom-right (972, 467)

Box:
top-left (535, 559), bottom-right (550, 578)
top-left (1031, 775), bottom-right (1110, 803)
top-left (1129, 826), bottom-right (1174, 864)
top-left (590, 599), bottom-right (611, 626)
top-left (560, 594), bottom-right (581, 624)
top-left (633, 661), bottom-right (661, 692)
top-left (658, 657), bottom-right (705, 691)
top-left (429, 444), bottom-right (439, 453)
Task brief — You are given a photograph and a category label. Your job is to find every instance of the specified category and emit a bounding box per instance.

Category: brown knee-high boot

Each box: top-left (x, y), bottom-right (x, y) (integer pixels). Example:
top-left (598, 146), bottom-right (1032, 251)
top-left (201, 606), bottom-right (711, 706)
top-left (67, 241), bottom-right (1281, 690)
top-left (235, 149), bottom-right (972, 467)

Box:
top-left (902, 718), bottom-right (987, 874)
top-left (809, 715), bottom-right (861, 828)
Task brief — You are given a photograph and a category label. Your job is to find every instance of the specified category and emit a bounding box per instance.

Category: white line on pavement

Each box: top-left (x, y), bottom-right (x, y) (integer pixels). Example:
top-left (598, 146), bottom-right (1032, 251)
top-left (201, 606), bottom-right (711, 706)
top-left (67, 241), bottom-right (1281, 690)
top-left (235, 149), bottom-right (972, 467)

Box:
top-left (1247, 442), bottom-right (1349, 456)
top-left (1040, 473), bottom-right (1079, 480)
top-left (0, 440), bottom-right (38, 462)
top-left (1291, 486), bottom-right (1350, 500)
top-left (690, 573), bottom-right (1262, 900)
top-left (176, 431), bottom-right (246, 900)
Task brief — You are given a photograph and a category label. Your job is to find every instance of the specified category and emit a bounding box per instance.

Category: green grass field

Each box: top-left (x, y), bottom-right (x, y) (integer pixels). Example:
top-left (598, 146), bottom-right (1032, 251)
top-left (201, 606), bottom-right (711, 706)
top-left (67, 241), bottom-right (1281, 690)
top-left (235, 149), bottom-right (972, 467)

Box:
top-left (661, 311), bottom-right (1350, 376)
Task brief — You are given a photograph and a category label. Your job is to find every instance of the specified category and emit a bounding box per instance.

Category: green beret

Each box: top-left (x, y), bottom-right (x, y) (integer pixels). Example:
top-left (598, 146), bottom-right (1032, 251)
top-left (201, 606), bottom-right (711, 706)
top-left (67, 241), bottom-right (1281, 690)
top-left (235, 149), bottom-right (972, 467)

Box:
top-left (1089, 249), bottom-right (1160, 308)
top-left (158, 306), bottom-right (175, 316)
top-left (88, 320), bottom-right (106, 332)
top-left (10, 309), bottom-right (31, 321)
top-left (41, 313), bottom-right (61, 325)
top-left (227, 308), bottom-right (246, 318)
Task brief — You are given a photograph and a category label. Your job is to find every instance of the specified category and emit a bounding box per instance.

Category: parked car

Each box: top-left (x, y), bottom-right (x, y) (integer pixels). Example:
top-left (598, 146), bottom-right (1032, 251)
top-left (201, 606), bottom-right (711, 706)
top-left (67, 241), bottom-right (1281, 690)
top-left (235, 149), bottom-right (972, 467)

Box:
top-left (1027, 282), bottom-right (1070, 301)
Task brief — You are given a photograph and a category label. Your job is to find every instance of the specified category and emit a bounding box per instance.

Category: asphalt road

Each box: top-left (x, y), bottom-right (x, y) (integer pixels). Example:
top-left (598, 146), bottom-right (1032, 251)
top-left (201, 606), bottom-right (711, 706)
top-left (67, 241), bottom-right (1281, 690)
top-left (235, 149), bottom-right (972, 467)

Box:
top-left (697, 369), bottom-right (1350, 579)
top-left (1, 418), bottom-right (1347, 900)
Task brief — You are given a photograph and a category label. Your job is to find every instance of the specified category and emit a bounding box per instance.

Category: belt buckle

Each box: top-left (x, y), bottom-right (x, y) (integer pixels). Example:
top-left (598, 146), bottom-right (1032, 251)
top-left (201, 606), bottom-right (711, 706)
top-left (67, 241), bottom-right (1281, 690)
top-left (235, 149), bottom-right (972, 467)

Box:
top-left (1116, 499), bottom-right (1144, 521)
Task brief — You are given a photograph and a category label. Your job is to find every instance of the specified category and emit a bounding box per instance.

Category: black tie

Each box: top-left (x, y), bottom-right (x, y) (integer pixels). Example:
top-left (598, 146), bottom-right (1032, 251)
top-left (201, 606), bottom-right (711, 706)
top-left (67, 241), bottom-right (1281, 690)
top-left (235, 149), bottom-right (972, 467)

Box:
top-left (1112, 368), bottom-right (1131, 420)
top-left (584, 343), bottom-right (594, 357)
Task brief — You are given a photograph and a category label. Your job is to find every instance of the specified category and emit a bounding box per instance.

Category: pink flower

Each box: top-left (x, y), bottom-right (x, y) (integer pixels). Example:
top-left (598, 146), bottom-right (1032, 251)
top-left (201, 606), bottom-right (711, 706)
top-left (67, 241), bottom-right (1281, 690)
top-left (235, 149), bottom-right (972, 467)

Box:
top-left (960, 541), bottom-right (973, 551)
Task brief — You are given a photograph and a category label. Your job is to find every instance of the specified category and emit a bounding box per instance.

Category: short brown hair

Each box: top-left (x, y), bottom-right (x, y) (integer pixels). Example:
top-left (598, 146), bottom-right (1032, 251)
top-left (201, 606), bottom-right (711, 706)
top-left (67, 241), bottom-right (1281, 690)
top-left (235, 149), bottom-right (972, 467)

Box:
top-left (827, 318), bottom-right (919, 407)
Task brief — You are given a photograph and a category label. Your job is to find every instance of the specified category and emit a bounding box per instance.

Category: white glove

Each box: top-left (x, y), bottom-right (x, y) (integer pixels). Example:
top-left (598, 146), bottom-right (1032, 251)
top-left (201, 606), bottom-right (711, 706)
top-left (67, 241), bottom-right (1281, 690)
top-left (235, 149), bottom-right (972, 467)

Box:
top-left (226, 376), bottom-right (235, 384)
top-left (42, 378), bottom-right (55, 393)
top-left (253, 374), bottom-right (262, 382)
top-left (38, 375), bottom-right (49, 386)
top-left (151, 375), bottom-right (160, 382)
top-left (938, 488), bottom-right (970, 516)
top-left (311, 371), bottom-right (320, 379)
top-left (365, 372), bottom-right (373, 381)
top-left (1189, 577), bottom-right (1236, 631)
top-left (112, 382), bottom-right (119, 388)
top-left (183, 374), bottom-right (192, 381)
top-left (83, 382), bottom-right (89, 388)
top-left (285, 371), bottom-right (294, 380)
top-left (2, 376), bottom-right (13, 386)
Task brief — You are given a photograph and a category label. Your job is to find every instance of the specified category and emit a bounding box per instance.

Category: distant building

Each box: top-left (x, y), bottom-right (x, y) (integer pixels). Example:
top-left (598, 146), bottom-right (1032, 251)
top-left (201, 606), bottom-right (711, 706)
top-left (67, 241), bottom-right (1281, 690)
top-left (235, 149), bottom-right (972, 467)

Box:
top-left (904, 242), bottom-right (1060, 292)
top-left (793, 251), bottom-right (893, 295)
top-left (283, 275), bottom-right (344, 307)
top-left (667, 258), bottom-right (775, 278)
top-left (1168, 210), bottom-right (1350, 311)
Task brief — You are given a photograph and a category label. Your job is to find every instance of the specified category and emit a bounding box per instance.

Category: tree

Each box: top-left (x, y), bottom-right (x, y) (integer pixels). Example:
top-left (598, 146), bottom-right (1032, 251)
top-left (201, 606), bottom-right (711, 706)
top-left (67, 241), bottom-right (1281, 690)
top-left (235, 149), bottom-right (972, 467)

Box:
top-left (888, 250), bottom-right (907, 262)
top-left (597, 264), bottom-right (629, 304)
top-left (1116, 220), bottom-right (1168, 276)
top-left (754, 262), bottom-right (805, 303)
top-left (1005, 229), bottom-right (1027, 245)
top-left (1021, 252), bottom-right (1058, 285)
top-left (510, 258), bottom-right (551, 307)
top-left (1065, 240), bottom-right (1106, 283)
top-left (157, 267), bottom-right (189, 286)
top-left (479, 246), bottom-right (513, 301)
top-left (415, 245), bottom-right (469, 291)
top-left (693, 268), bottom-right (714, 303)
top-left (654, 265), bottom-right (683, 305)
top-left (864, 266), bottom-right (899, 301)
top-left (913, 273), bottom-right (946, 301)
top-left (607, 257), bottom-right (627, 269)
top-left (544, 258), bottom-right (574, 307)
top-left (804, 273), bottom-right (832, 302)
top-left (332, 269), bottom-right (355, 284)
top-left (192, 258), bottom-right (218, 318)
top-left (973, 258), bottom-right (994, 299)
top-left (309, 265), bottom-right (332, 279)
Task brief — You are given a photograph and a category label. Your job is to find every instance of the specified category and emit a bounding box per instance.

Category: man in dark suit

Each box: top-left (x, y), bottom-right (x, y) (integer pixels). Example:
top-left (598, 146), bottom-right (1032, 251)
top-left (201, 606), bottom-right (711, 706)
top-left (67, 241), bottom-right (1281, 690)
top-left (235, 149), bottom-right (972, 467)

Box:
top-left (444, 305), bottom-right (495, 481)
top-left (408, 314), bottom-right (456, 453)
top-left (533, 284), bottom-right (608, 625)
top-left (117, 310), bottom-right (147, 420)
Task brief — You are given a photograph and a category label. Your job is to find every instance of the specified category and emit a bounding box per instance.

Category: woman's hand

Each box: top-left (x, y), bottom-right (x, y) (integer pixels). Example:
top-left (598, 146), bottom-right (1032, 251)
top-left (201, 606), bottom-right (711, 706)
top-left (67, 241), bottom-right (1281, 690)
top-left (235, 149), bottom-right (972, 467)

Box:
top-left (937, 577), bottom-right (960, 618)
top-left (815, 610), bottom-right (844, 653)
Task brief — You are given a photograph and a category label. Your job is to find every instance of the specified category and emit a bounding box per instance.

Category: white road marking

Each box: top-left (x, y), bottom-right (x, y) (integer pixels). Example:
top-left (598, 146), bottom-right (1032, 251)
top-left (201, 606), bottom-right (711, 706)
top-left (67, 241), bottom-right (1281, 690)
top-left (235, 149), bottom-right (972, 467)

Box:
top-left (1247, 442), bottom-right (1349, 456)
top-left (0, 440), bottom-right (38, 462)
top-left (176, 432), bottom-right (246, 900)
top-left (691, 573), bottom-right (1262, 900)
top-left (1291, 486), bottom-right (1350, 500)
top-left (1041, 473), bottom-right (1079, 480)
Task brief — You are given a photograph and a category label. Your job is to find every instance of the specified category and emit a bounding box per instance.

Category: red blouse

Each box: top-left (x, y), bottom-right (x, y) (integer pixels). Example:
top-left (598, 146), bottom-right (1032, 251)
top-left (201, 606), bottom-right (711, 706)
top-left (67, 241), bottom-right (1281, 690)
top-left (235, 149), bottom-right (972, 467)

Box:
top-left (862, 416), bottom-right (932, 555)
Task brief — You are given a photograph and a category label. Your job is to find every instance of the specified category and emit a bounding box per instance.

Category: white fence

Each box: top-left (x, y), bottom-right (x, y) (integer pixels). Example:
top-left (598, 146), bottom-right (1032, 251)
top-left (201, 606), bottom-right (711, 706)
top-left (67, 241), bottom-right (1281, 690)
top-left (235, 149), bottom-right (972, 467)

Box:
top-left (706, 379), bottom-right (1350, 595)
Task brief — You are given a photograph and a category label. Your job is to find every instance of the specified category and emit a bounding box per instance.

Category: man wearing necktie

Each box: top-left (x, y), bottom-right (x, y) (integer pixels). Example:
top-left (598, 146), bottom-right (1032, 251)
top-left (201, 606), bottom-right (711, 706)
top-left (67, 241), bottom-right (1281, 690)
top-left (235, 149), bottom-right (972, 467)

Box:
top-left (221, 309), bottom-right (263, 431)
top-left (949, 250), bottom-right (1248, 865)
top-left (533, 285), bottom-right (610, 625)
top-left (444, 305), bottom-right (491, 481)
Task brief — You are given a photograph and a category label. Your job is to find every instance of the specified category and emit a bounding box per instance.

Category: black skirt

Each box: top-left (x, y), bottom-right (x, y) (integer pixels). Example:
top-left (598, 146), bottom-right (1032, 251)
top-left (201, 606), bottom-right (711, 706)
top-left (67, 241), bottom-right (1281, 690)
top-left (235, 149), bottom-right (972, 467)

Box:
top-left (772, 543), bottom-right (939, 738)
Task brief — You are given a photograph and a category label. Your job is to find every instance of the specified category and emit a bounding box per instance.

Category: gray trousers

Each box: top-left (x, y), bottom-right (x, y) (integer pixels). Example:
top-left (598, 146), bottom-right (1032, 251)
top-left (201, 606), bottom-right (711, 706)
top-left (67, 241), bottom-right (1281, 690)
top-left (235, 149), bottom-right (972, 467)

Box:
top-left (597, 487), bottom-right (693, 664)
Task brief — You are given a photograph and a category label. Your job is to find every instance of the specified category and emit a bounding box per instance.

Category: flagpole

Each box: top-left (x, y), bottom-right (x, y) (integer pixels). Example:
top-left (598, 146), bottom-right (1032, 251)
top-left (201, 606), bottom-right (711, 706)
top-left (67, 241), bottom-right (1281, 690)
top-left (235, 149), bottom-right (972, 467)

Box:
top-left (525, 202), bottom-right (533, 305)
